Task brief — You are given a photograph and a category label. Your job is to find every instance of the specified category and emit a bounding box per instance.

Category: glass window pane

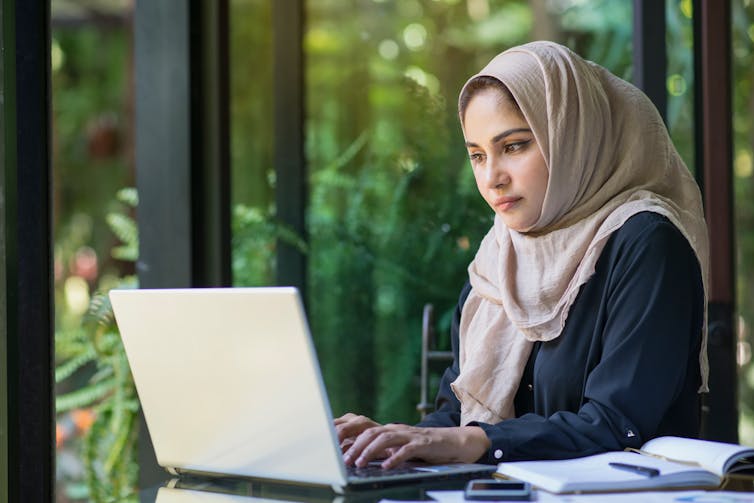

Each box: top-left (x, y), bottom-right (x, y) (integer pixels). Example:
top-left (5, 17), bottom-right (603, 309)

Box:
top-left (51, 4), bottom-right (138, 500)
top-left (304, 0), bottom-right (633, 423)
top-left (733, 0), bottom-right (754, 444)
top-left (230, 0), bottom-right (276, 287)
top-left (666, 0), bottom-right (695, 172)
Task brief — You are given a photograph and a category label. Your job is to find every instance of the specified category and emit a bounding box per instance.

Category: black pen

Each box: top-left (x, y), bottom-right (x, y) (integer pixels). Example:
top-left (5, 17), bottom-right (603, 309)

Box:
top-left (608, 462), bottom-right (660, 478)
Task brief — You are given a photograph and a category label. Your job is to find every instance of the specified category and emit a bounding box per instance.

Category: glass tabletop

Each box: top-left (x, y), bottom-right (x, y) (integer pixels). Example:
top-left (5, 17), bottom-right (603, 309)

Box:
top-left (133, 474), bottom-right (754, 503)
top-left (136, 475), bottom-right (474, 503)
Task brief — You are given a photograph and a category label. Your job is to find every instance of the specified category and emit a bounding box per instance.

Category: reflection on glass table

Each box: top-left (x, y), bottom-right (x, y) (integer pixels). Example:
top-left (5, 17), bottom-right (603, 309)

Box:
top-left (140, 475), bottom-right (472, 503)
top-left (137, 473), bottom-right (754, 503)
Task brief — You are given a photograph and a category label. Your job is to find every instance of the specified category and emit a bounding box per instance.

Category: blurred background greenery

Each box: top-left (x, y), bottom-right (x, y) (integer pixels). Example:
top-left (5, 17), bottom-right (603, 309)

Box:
top-left (51, 0), bottom-right (754, 500)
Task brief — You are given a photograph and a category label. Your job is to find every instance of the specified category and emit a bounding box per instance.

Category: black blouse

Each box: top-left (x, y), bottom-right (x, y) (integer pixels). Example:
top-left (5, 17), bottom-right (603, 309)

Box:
top-left (417, 212), bottom-right (704, 464)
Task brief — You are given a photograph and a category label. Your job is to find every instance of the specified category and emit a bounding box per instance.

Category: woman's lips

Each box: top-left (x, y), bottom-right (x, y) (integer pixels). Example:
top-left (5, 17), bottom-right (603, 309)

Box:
top-left (494, 196), bottom-right (522, 211)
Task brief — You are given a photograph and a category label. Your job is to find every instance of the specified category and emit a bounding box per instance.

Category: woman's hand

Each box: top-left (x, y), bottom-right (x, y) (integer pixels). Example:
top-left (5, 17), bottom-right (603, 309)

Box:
top-left (334, 413), bottom-right (383, 452)
top-left (341, 423), bottom-right (491, 469)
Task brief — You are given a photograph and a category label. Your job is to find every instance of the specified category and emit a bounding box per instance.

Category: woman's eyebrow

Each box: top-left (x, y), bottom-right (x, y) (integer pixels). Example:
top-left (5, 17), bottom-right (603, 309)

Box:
top-left (465, 128), bottom-right (532, 148)
top-left (491, 128), bottom-right (531, 144)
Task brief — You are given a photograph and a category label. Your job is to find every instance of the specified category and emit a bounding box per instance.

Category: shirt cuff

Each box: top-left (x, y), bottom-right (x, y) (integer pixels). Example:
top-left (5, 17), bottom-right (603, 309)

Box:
top-left (468, 421), bottom-right (510, 464)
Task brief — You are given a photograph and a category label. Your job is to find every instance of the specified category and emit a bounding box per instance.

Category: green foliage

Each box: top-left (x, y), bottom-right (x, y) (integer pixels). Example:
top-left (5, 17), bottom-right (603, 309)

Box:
top-left (230, 0), bottom-right (637, 425)
top-left (302, 0), bottom-right (631, 423)
top-left (55, 190), bottom-right (139, 502)
top-left (107, 189), bottom-right (139, 261)
top-left (731, 0), bottom-right (754, 445)
top-left (232, 203), bottom-right (311, 286)
top-left (52, 27), bottom-right (131, 255)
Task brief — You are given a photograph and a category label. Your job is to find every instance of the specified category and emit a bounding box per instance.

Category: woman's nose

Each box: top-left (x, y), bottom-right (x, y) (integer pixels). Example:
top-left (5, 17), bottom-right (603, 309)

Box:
top-left (485, 159), bottom-right (511, 188)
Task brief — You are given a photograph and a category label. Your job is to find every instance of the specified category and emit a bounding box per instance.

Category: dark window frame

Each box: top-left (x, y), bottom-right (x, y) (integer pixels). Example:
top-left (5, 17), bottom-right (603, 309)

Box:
top-left (2, 0), bottom-right (55, 500)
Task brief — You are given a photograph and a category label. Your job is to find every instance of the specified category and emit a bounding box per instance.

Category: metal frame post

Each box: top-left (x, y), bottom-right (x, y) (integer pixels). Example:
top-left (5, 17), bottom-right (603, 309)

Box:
top-left (273, 0), bottom-right (307, 293)
top-left (1, 0), bottom-right (54, 500)
top-left (693, 0), bottom-right (737, 442)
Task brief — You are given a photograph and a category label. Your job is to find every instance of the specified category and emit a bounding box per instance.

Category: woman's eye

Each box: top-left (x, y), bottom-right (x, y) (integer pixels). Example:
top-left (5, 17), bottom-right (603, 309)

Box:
top-left (469, 153), bottom-right (484, 163)
top-left (504, 140), bottom-right (531, 154)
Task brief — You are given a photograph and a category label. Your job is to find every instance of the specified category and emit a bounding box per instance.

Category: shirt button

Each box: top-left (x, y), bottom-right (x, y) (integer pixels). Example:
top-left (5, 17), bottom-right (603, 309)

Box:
top-left (494, 449), bottom-right (503, 460)
top-left (527, 384), bottom-right (533, 392)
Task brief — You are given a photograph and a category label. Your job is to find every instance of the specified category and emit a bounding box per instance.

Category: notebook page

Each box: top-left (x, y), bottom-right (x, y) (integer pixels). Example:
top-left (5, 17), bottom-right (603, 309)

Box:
top-left (496, 451), bottom-right (718, 493)
top-left (641, 436), bottom-right (754, 475)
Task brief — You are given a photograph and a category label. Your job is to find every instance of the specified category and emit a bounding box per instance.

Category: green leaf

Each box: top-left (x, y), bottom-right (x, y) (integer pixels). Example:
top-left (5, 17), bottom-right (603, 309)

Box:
top-left (55, 347), bottom-right (97, 383)
top-left (116, 187), bottom-right (138, 207)
top-left (104, 408), bottom-right (136, 474)
top-left (56, 378), bottom-right (116, 413)
top-left (111, 244), bottom-right (138, 262)
top-left (106, 212), bottom-right (138, 250)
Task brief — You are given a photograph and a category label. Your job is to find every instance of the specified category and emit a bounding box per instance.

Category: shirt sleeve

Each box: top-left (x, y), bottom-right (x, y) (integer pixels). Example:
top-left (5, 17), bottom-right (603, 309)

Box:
top-left (473, 217), bottom-right (704, 463)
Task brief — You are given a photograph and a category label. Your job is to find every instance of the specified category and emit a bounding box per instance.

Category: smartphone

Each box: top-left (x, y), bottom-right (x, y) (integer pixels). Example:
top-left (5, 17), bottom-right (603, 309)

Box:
top-left (464, 479), bottom-right (532, 501)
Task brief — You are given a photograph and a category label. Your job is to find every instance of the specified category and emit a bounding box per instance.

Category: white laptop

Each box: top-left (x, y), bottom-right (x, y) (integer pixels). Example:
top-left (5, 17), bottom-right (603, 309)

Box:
top-left (109, 287), bottom-right (494, 492)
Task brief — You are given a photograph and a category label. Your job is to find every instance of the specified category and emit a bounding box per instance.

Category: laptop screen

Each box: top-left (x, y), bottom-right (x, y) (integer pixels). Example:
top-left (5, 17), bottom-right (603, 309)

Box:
top-left (110, 287), bottom-right (348, 488)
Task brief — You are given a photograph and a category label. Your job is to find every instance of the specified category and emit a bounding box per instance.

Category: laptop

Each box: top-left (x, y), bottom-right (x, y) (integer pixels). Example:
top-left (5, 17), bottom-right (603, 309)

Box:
top-left (109, 287), bottom-right (494, 492)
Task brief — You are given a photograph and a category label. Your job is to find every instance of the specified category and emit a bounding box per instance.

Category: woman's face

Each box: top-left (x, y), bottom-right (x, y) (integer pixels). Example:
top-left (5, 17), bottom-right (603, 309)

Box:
top-left (463, 88), bottom-right (549, 232)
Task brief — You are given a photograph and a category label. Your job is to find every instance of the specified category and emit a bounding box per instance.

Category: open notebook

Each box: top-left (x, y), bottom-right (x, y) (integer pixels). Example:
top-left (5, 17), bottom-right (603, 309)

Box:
top-left (110, 287), bottom-right (494, 492)
top-left (495, 436), bottom-right (754, 493)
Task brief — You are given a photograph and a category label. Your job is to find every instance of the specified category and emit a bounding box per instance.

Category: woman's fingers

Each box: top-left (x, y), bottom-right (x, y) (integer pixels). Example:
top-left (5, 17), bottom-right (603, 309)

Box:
top-left (343, 424), bottom-right (417, 467)
top-left (343, 425), bottom-right (488, 468)
top-left (333, 412), bottom-right (358, 425)
top-left (382, 441), bottom-right (420, 469)
top-left (339, 437), bottom-right (354, 453)
top-left (333, 413), bottom-right (381, 443)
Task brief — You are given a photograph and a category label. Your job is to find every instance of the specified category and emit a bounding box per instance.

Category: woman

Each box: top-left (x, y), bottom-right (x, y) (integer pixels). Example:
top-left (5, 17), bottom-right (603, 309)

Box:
top-left (335, 41), bottom-right (709, 469)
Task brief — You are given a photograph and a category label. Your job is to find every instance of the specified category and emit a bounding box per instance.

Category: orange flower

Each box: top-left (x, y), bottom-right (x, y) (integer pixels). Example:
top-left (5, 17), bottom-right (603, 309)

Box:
top-left (71, 408), bottom-right (95, 433)
top-left (56, 423), bottom-right (65, 447)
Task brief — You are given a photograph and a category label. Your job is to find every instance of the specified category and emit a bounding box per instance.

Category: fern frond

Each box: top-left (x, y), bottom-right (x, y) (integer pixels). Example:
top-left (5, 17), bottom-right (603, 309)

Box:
top-left (108, 356), bottom-right (127, 434)
top-left (55, 330), bottom-right (90, 359)
top-left (327, 130), bottom-right (370, 172)
top-left (55, 347), bottom-right (97, 383)
top-left (104, 407), bottom-right (136, 474)
top-left (110, 410), bottom-right (139, 501)
top-left (275, 222), bottom-right (309, 253)
top-left (111, 244), bottom-right (138, 262)
top-left (106, 213), bottom-right (138, 250)
top-left (85, 292), bottom-right (115, 329)
top-left (89, 365), bottom-right (114, 384)
top-left (116, 187), bottom-right (138, 207)
top-left (62, 187), bottom-right (141, 500)
top-left (94, 331), bottom-right (124, 356)
top-left (56, 378), bottom-right (116, 413)
top-left (84, 409), bottom-right (108, 501)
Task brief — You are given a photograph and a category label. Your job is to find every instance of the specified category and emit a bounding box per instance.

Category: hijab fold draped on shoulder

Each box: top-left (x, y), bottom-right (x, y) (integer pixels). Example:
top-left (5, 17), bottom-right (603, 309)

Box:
top-left (451, 41), bottom-right (709, 426)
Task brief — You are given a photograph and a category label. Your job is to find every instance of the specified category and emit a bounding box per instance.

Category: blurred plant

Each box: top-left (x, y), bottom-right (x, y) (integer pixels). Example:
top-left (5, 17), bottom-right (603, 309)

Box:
top-left (731, 0), bottom-right (754, 445)
top-left (228, 0), bottom-right (638, 426)
top-left (306, 74), bottom-right (493, 422)
top-left (55, 188), bottom-right (139, 502)
top-left (232, 203), bottom-right (309, 287)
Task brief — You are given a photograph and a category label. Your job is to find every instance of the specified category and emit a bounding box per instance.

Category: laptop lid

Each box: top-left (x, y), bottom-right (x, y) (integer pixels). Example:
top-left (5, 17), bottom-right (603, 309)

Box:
top-left (110, 287), bottom-right (348, 489)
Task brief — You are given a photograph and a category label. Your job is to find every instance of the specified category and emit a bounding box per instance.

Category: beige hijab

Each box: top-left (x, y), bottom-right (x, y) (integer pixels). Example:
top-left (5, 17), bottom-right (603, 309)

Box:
top-left (451, 41), bottom-right (710, 426)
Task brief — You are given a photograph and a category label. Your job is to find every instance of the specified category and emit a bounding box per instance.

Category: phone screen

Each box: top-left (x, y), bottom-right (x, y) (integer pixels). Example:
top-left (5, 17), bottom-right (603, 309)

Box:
top-left (464, 479), bottom-right (532, 501)
top-left (469, 481), bottom-right (527, 491)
